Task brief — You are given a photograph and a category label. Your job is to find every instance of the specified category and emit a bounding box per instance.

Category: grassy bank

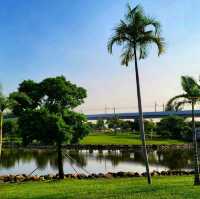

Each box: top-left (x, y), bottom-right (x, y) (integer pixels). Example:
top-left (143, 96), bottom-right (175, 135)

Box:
top-left (80, 133), bottom-right (186, 145)
top-left (1, 176), bottom-right (199, 199)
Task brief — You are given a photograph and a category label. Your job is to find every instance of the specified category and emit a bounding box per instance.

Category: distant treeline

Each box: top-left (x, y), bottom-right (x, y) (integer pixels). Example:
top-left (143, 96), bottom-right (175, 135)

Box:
top-left (87, 116), bottom-right (197, 141)
top-left (4, 115), bottom-right (198, 142)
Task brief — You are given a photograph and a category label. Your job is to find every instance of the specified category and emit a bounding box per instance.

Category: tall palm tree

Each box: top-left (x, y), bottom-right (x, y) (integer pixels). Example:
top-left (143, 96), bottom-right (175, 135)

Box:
top-left (0, 92), bottom-right (9, 156)
top-left (107, 4), bottom-right (165, 184)
top-left (166, 76), bottom-right (200, 185)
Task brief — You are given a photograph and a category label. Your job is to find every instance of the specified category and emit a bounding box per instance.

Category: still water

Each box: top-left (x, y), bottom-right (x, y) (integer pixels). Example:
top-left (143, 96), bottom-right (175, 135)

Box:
top-left (0, 148), bottom-right (193, 175)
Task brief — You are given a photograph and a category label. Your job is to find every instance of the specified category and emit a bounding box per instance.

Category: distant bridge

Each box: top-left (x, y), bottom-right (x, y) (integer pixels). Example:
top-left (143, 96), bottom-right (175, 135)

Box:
top-left (87, 110), bottom-right (200, 120)
top-left (4, 110), bottom-right (200, 121)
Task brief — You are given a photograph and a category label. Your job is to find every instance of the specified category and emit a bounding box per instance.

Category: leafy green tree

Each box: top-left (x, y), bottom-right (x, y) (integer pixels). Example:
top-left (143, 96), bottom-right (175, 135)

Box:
top-left (106, 117), bottom-right (122, 130)
top-left (95, 119), bottom-right (105, 130)
top-left (133, 119), bottom-right (155, 134)
top-left (0, 90), bottom-right (10, 156)
top-left (3, 119), bottom-right (19, 140)
top-left (63, 109), bottom-right (90, 144)
top-left (87, 122), bottom-right (96, 130)
top-left (107, 4), bottom-right (165, 184)
top-left (144, 120), bottom-right (156, 133)
top-left (132, 119), bottom-right (140, 132)
top-left (156, 116), bottom-right (191, 140)
top-left (10, 76), bottom-right (90, 179)
top-left (120, 120), bottom-right (134, 131)
top-left (166, 76), bottom-right (200, 185)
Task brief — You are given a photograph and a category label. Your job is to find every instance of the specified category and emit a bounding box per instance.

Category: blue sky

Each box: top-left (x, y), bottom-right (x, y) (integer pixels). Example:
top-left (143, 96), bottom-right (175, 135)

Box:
top-left (0, 0), bottom-right (200, 113)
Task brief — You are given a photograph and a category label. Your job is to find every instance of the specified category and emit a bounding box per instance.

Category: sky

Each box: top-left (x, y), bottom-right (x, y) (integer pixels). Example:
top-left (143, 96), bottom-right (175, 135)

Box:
top-left (0, 0), bottom-right (200, 113)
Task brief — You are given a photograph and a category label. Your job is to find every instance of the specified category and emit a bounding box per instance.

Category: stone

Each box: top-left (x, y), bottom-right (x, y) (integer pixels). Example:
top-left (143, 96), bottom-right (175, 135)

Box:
top-left (15, 175), bottom-right (25, 182)
top-left (116, 172), bottom-right (125, 177)
top-left (133, 172), bottom-right (140, 177)
top-left (39, 176), bottom-right (45, 181)
top-left (125, 172), bottom-right (135, 177)
top-left (104, 173), bottom-right (113, 179)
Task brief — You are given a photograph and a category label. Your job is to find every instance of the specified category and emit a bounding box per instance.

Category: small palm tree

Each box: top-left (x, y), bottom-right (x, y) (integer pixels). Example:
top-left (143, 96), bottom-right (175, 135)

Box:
top-left (166, 76), bottom-right (200, 185)
top-left (0, 92), bottom-right (9, 156)
top-left (107, 4), bottom-right (165, 184)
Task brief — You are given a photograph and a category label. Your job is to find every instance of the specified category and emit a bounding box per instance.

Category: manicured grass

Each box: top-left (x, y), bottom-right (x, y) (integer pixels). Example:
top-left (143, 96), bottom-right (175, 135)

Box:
top-left (80, 133), bottom-right (187, 145)
top-left (1, 176), bottom-right (199, 199)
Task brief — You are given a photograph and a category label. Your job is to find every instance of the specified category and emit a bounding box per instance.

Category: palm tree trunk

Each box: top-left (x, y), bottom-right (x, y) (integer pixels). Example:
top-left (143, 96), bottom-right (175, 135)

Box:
top-left (133, 44), bottom-right (151, 184)
top-left (192, 101), bottom-right (200, 185)
top-left (57, 143), bottom-right (64, 179)
top-left (0, 112), bottom-right (3, 157)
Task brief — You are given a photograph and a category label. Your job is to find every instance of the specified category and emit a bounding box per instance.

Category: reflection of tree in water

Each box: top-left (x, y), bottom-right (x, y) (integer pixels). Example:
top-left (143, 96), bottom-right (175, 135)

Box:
top-left (0, 149), bottom-right (19, 168)
top-left (65, 150), bottom-right (87, 167)
top-left (0, 148), bottom-right (194, 172)
top-left (34, 150), bottom-right (56, 169)
top-left (0, 149), bottom-right (35, 168)
top-left (0, 149), bottom-right (57, 170)
top-left (94, 148), bottom-right (193, 170)
top-left (157, 149), bottom-right (193, 170)
top-left (96, 150), bottom-right (134, 167)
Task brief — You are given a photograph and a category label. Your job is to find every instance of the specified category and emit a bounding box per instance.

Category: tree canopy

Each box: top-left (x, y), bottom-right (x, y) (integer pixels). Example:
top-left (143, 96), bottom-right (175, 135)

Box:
top-left (107, 4), bottom-right (165, 66)
top-left (10, 76), bottom-right (90, 146)
top-left (166, 76), bottom-right (200, 111)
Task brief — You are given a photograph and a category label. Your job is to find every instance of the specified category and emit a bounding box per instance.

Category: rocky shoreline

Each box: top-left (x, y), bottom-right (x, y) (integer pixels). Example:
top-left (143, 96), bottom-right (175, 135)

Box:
top-left (0, 170), bottom-right (194, 183)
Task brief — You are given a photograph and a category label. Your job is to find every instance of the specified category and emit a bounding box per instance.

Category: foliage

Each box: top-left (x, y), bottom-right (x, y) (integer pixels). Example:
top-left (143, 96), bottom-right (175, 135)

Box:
top-left (0, 87), bottom-right (10, 156)
top-left (10, 76), bottom-right (89, 146)
top-left (156, 116), bottom-right (191, 140)
top-left (166, 76), bottom-right (200, 111)
top-left (63, 109), bottom-right (90, 144)
top-left (95, 119), bottom-right (105, 130)
top-left (107, 4), bottom-right (165, 66)
top-left (120, 120), bottom-right (134, 131)
top-left (133, 119), bottom-right (156, 133)
top-left (3, 119), bottom-right (19, 137)
top-left (106, 117), bottom-right (122, 129)
top-left (144, 120), bottom-right (156, 133)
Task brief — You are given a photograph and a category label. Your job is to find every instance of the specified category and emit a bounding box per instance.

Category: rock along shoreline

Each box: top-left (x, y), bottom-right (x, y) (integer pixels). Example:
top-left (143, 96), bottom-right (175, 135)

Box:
top-left (0, 170), bottom-right (194, 183)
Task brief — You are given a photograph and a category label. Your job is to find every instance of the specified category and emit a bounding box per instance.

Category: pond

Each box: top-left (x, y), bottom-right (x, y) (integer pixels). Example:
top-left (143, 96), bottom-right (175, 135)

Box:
top-left (0, 147), bottom-right (193, 176)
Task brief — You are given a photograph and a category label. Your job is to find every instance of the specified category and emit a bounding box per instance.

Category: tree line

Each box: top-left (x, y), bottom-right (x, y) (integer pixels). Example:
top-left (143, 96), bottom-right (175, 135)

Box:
top-left (88, 116), bottom-right (197, 141)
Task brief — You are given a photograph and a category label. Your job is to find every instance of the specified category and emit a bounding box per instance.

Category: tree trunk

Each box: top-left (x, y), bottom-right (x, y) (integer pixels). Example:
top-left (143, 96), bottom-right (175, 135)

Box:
top-left (192, 101), bottom-right (200, 185)
top-left (133, 45), bottom-right (151, 184)
top-left (57, 143), bottom-right (64, 179)
top-left (0, 112), bottom-right (3, 157)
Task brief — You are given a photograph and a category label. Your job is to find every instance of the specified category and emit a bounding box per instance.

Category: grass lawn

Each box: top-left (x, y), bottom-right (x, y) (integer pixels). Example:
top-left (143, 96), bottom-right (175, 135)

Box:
top-left (1, 176), bottom-right (199, 199)
top-left (80, 133), bottom-right (187, 145)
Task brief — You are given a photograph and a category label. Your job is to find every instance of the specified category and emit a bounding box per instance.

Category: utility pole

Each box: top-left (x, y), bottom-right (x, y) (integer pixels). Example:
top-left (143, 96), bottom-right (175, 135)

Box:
top-left (154, 102), bottom-right (157, 112)
top-left (113, 107), bottom-right (116, 134)
top-left (163, 103), bottom-right (165, 112)
top-left (113, 107), bottom-right (116, 115)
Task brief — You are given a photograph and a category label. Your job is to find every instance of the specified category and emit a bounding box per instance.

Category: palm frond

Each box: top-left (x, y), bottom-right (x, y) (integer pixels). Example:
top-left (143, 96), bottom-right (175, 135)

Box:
top-left (138, 33), bottom-right (165, 56)
top-left (107, 20), bottom-right (131, 54)
top-left (143, 16), bottom-right (161, 35)
top-left (107, 3), bottom-right (165, 64)
top-left (181, 76), bottom-right (200, 99)
top-left (174, 100), bottom-right (188, 111)
top-left (126, 4), bottom-right (144, 20)
top-left (139, 44), bottom-right (148, 59)
top-left (120, 46), bottom-right (134, 66)
top-left (165, 94), bottom-right (188, 111)
top-left (107, 35), bottom-right (128, 54)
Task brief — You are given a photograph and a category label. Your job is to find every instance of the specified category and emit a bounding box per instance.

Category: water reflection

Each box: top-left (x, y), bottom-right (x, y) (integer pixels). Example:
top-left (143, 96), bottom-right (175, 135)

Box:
top-left (0, 147), bottom-right (193, 175)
